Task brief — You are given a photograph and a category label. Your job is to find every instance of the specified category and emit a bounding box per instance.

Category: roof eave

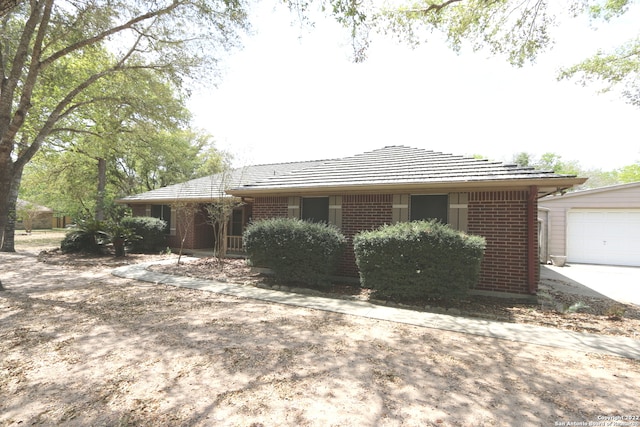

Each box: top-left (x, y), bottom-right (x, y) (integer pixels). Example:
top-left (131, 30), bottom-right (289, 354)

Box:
top-left (228, 177), bottom-right (588, 198)
top-left (116, 194), bottom-right (237, 205)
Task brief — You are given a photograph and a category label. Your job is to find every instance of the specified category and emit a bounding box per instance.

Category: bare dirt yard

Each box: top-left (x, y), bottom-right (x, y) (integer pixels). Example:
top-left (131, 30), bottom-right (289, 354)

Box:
top-left (1, 233), bottom-right (639, 426)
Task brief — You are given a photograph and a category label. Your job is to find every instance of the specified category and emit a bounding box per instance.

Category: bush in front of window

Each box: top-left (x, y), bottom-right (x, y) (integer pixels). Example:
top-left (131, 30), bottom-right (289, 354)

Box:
top-left (243, 218), bottom-right (347, 288)
top-left (121, 216), bottom-right (167, 253)
top-left (353, 220), bottom-right (486, 300)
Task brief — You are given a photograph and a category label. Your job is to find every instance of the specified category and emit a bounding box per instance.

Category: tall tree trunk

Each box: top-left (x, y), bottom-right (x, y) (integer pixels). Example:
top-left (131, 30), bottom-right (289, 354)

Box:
top-left (1, 163), bottom-right (24, 252)
top-left (0, 164), bottom-right (12, 249)
top-left (96, 157), bottom-right (106, 221)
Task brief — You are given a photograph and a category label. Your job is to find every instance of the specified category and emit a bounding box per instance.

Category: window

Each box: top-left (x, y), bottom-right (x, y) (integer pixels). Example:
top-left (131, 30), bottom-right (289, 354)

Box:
top-left (151, 204), bottom-right (171, 234)
top-left (410, 195), bottom-right (448, 223)
top-left (301, 197), bottom-right (329, 224)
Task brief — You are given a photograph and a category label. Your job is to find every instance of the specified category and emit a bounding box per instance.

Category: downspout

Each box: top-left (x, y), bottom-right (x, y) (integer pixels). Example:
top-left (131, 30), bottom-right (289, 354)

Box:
top-left (527, 186), bottom-right (538, 293)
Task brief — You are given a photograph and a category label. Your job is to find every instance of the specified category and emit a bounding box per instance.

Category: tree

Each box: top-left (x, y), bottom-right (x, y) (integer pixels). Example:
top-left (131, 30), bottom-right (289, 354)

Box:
top-left (326, 0), bottom-right (639, 105)
top-left (616, 162), bottom-right (640, 183)
top-left (0, 0), bottom-right (247, 251)
top-left (512, 152), bottom-right (580, 175)
top-left (203, 164), bottom-right (244, 262)
top-left (173, 200), bottom-right (198, 265)
top-left (17, 49), bottom-right (220, 222)
top-left (0, 0), bottom-right (19, 16)
top-left (510, 151), bottom-right (640, 189)
top-left (558, 3), bottom-right (640, 107)
top-left (16, 200), bottom-right (42, 233)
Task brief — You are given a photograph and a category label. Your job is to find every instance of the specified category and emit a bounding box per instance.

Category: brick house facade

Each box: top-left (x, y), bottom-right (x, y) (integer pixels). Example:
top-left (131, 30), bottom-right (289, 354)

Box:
top-left (251, 189), bottom-right (540, 295)
top-left (122, 146), bottom-right (584, 296)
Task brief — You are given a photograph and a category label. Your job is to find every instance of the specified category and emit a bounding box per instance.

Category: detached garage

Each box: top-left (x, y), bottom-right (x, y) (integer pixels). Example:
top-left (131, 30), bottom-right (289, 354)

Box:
top-left (539, 182), bottom-right (640, 267)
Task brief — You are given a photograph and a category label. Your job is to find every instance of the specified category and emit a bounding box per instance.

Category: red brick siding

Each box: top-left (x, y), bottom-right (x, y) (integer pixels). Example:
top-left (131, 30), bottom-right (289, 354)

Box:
top-left (252, 197), bottom-right (289, 220)
top-left (193, 207), bottom-right (214, 249)
top-left (130, 204), bottom-right (147, 217)
top-left (251, 191), bottom-right (539, 294)
top-left (468, 190), bottom-right (538, 294)
top-left (168, 205), bottom-right (207, 250)
top-left (338, 194), bottom-right (394, 276)
top-left (169, 207), bottom-right (190, 249)
top-left (250, 195), bottom-right (393, 277)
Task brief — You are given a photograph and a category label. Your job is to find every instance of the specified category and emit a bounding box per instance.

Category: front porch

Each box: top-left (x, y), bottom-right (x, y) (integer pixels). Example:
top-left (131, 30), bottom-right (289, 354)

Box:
top-left (175, 235), bottom-right (246, 259)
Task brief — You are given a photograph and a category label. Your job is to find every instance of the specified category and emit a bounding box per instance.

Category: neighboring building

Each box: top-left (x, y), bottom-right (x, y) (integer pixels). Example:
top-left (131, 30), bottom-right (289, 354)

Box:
top-left (16, 199), bottom-right (54, 231)
top-left (121, 146), bottom-right (586, 296)
top-left (539, 181), bottom-right (640, 267)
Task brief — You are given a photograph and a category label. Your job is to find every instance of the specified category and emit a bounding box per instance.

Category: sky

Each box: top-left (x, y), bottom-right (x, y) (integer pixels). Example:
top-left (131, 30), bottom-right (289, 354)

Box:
top-left (188, 2), bottom-right (640, 171)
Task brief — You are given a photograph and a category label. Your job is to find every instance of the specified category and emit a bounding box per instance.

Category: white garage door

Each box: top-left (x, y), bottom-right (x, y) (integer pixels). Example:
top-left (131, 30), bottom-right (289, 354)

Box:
top-left (568, 210), bottom-right (640, 267)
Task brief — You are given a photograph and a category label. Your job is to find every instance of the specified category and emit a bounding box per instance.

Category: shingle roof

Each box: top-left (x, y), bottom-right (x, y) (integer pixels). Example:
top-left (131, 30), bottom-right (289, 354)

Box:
top-left (118, 160), bottom-right (329, 203)
top-left (541, 180), bottom-right (640, 201)
top-left (121, 146), bottom-right (587, 203)
top-left (16, 199), bottom-right (53, 212)
top-left (230, 146), bottom-right (586, 195)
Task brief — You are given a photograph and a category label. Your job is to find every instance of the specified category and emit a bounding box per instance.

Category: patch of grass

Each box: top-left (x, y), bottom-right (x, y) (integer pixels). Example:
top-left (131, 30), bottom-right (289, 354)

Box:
top-left (14, 230), bottom-right (66, 249)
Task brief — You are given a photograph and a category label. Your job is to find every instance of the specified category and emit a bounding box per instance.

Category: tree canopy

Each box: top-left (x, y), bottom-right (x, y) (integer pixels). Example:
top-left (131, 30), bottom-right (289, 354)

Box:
top-left (512, 151), bottom-right (639, 189)
top-left (320, 0), bottom-right (639, 106)
top-left (0, 0), bottom-right (247, 250)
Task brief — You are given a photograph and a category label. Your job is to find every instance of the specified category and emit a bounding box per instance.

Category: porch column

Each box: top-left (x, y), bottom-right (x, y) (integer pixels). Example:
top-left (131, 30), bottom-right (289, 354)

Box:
top-left (528, 186), bottom-right (538, 293)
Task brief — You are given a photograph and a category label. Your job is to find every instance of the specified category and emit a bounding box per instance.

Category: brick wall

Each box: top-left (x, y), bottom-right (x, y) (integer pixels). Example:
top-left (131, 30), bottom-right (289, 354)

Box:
top-left (252, 197), bottom-right (289, 220)
top-left (468, 190), bottom-right (538, 294)
top-left (250, 191), bottom-right (539, 294)
top-left (337, 194), bottom-right (394, 276)
top-left (130, 204), bottom-right (147, 216)
top-left (167, 206), bottom-right (212, 250)
top-left (192, 208), bottom-right (215, 249)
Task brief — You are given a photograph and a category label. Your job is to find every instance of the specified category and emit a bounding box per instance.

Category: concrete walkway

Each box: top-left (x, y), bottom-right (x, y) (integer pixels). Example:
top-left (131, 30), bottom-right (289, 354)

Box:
top-left (112, 259), bottom-right (640, 361)
top-left (542, 264), bottom-right (640, 306)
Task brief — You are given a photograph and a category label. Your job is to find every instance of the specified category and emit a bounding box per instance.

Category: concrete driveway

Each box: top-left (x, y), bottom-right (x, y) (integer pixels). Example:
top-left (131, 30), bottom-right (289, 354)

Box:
top-left (541, 263), bottom-right (640, 306)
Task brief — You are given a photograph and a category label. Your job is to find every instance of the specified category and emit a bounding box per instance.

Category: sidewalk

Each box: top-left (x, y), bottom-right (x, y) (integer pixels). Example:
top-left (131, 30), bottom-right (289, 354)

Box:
top-left (112, 260), bottom-right (640, 361)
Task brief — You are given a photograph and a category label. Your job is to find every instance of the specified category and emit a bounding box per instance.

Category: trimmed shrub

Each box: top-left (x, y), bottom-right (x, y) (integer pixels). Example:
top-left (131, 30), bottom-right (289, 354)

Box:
top-left (120, 216), bottom-right (167, 253)
top-left (243, 218), bottom-right (347, 288)
top-left (353, 220), bottom-right (486, 300)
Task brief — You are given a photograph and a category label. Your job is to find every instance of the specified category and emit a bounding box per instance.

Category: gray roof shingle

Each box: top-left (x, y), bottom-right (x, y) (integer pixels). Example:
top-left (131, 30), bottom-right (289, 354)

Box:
top-left (119, 160), bottom-right (329, 203)
top-left (121, 146), bottom-right (586, 203)
top-left (230, 146), bottom-right (585, 194)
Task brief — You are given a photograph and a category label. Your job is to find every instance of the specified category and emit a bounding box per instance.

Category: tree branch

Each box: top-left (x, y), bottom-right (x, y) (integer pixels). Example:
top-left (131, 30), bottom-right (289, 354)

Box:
top-left (41, 1), bottom-right (185, 68)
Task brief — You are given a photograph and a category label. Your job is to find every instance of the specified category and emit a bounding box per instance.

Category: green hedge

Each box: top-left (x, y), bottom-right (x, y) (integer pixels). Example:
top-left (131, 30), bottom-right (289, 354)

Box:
top-left (243, 218), bottom-right (347, 288)
top-left (353, 220), bottom-right (486, 300)
top-left (120, 216), bottom-right (167, 253)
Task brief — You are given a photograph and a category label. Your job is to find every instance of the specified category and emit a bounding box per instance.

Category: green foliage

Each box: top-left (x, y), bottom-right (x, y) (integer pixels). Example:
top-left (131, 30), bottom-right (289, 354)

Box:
top-left (509, 151), bottom-right (640, 189)
top-left (615, 162), bottom-right (640, 183)
top-left (565, 301), bottom-right (590, 313)
top-left (353, 220), bottom-right (486, 300)
top-left (120, 216), bottom-right (167, 254)
top-left (559, 37), bottom-right (640, 107)
top-left (377, 0), bottom-right (555, 66)
top-left (1, 0), bottom-right (248, 250)
top-left (18, 56), bottom-right (223, 218)
top-left (605, 303), bottom-right (626, 320)
top-left (61, 218), bottom-right (109, 254)
top-left (243, 218), bottom-right (347, 288)
top-left (512, 151), bottom-right (581, 175)
top-left (587, 0), bottom-right (633, 21)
